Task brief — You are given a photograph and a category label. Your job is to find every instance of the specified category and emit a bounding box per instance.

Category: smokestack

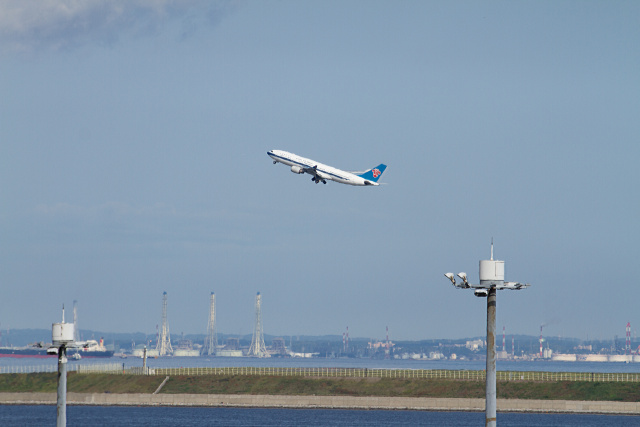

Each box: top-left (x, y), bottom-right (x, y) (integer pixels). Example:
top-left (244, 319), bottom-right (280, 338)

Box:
top-left (539, 325), bottom-right (543, 358)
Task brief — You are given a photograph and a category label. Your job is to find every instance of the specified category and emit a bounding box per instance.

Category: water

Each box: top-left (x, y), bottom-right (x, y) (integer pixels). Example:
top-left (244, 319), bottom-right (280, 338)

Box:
top-left (2, 357), bottom-right (638, 425)
top-left (2, 355), bottom-right (640, 374)
top-left (0, 406), bottom-right (636, 426)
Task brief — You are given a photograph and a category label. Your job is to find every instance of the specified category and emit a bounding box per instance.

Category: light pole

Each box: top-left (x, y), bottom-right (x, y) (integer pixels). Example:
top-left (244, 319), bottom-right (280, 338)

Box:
top-left (51, 306), bottom-right (75, 427)
top-left (445, 243), bottom-right (529, 427)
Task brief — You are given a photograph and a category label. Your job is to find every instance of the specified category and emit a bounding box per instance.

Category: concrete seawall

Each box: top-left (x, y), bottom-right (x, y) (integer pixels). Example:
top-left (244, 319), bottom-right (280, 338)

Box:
top-left (1, 392), bottom-right (639, 415)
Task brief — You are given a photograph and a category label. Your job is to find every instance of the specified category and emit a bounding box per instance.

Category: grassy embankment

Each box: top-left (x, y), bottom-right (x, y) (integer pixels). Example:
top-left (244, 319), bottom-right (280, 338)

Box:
top-left (1, 373), bottom-right (639, 402)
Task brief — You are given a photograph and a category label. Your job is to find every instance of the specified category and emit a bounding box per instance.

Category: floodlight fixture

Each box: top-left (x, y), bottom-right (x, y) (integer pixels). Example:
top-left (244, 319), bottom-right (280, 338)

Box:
top-left (474, 289), bottom-right (489, 298)
top-left (444, 273), bottom-right (456, 285)
top-left (457, 272), bottom-right (468, 286)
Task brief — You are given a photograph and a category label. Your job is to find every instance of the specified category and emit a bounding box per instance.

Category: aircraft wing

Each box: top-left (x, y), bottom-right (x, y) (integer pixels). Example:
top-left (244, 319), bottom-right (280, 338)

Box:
top-left (301, 165), bottom-right (330, 184)
top-left (303, 166), bottom-right (330, 179)
top-left (302, 165), bottom-right (318, 175)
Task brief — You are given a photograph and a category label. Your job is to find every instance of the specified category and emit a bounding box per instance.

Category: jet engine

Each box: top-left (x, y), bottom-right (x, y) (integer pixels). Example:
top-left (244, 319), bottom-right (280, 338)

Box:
top-left (290, 165), bottom-right (304, 174)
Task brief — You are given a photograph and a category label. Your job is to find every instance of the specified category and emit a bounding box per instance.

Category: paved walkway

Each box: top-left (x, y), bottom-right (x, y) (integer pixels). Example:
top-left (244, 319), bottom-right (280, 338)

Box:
top-left (1, 392), bottom-right (639, 415)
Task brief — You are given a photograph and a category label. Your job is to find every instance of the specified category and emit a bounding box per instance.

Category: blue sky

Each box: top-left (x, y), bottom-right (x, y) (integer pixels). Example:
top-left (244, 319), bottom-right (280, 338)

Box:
top-left (1, 1), bottom-right (638, 341)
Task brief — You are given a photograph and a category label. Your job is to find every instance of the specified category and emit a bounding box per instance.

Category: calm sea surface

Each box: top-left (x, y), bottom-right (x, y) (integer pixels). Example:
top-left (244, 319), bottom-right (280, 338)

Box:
top-left (2, 355), bottom-right (640, 373)
top-left (0, 406), bottom-right (638, 426)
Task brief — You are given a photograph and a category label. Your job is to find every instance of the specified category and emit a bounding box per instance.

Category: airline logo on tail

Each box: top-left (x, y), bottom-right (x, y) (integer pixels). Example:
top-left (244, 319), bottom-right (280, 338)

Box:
top-left (356, 164), bottom-right (386, 183)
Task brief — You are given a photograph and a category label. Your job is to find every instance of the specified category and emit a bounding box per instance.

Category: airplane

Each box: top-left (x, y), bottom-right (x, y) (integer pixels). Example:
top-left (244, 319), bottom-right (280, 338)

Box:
top-left (267, 150), bottom-right (387, 186)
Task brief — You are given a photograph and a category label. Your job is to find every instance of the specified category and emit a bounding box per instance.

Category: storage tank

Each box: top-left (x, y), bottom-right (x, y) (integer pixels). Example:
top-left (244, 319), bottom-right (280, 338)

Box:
top-left (174, 349), bottom-right (200, 357)
top-left (133, 348), bottom-right (160, 358)
top-left (608, 355), bottom-right (631, 362)
top-left (584, 354), bottom-right (608, 362)
top-left (551, 354), bottom-right (577, 362)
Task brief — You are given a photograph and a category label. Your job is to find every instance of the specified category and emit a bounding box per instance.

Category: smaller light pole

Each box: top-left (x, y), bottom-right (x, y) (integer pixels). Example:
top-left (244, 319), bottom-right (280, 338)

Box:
top-left (142, 346), bottom-right (148, 374)
top-left (445, 243), bottom-right (530, 427)
top-left (51, 306), bottom-right (75, 427)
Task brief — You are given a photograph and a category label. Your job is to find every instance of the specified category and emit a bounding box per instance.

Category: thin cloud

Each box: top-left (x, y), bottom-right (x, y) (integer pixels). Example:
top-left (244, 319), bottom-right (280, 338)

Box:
top-left (29, 202), bottom-right (255, 249)
top-left (35, 201), bottom-right (177, 218)
top-left (0, 0), bottom-right (232, 53)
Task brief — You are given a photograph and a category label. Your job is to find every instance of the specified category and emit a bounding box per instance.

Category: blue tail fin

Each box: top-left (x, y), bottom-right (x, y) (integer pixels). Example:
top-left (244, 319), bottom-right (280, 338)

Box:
top-left (357, 164), bottom-right (387, 182)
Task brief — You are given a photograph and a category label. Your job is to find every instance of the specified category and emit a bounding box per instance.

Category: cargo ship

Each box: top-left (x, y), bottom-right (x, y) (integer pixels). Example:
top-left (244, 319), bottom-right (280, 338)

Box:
top-left (0, 339), bottom-right (114, 358)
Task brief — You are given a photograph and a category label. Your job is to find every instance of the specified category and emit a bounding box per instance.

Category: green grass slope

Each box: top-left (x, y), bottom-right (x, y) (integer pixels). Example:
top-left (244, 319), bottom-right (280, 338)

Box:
top-left (1, 373), bottom-right (639, 402)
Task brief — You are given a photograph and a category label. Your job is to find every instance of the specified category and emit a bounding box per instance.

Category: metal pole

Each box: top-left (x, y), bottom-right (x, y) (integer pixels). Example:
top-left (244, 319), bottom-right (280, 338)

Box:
top-left (486, 287), bottom-right (497, 427)
top-left (57, 345), bottom-right (67, 427)
top-left (143, 347), bottom-right (147, 374)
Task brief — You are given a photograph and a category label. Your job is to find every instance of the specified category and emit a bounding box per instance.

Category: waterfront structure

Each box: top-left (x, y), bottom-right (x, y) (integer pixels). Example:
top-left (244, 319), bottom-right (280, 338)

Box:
top-left (156, 292), bottom-right (173, 356)
top-left (217, 337), bottom-right (243, 357)
top-left (248, 292), bottom-right (269, 357)
top-left (201, 292), bottom-right (217, 356)
top-left (272, 337), bottom-right (286, 355)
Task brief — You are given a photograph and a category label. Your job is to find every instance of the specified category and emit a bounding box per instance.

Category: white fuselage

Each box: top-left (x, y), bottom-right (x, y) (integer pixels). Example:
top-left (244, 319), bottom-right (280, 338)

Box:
top-left (267, 150), bottom-right (377, 186)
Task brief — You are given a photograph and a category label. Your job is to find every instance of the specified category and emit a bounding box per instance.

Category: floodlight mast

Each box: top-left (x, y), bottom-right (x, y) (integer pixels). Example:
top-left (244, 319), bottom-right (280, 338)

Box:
top-left (444, 243), bottom-right (529, 427)
top-left (52, 305), bottom-right (76, 427)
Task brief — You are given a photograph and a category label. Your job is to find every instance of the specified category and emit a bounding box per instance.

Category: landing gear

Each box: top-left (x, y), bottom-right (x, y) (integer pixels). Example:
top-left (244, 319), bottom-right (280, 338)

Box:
top-left (322, 180), bottom-right (327, 184)
top-left (311, 177), bottom-right (316, 182)
top-left (273, 161), bottom-right (276, 164)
